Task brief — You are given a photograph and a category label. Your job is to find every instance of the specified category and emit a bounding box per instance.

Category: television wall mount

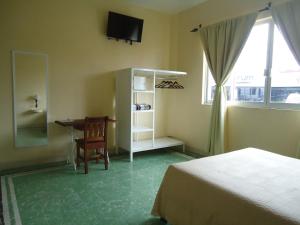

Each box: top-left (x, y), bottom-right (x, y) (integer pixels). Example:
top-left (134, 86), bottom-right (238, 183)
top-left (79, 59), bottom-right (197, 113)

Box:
top-left (107, 37), bottom-right (134, 45)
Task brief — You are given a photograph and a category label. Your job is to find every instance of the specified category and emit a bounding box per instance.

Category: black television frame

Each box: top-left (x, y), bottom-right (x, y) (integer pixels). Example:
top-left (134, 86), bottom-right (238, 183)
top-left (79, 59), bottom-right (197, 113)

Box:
top-left (106, 11), bottom-right (144, 44)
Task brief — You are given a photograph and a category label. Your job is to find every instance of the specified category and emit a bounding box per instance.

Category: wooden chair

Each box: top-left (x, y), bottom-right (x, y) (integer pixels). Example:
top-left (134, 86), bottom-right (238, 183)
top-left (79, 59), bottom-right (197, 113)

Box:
top-left (75, 116), bottom-right (109, 174)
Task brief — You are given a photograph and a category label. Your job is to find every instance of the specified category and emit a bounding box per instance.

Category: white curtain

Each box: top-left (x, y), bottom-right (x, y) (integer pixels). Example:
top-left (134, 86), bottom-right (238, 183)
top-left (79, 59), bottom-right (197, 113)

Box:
top-left (199, 13), bottom-right (257, 155)
top-left (271, 0), bottom-right (300, 65)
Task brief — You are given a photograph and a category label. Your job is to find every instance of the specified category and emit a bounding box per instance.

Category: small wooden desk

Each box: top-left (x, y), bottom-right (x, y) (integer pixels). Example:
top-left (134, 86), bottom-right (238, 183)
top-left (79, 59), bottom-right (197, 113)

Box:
top-left (55, 118), bottom-right (116, 170)
top-left (55, 118), bottom-right (115, 129)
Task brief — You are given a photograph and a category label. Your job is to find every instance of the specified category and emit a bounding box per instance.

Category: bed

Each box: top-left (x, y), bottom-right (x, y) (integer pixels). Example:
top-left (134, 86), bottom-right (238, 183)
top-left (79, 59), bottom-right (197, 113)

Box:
top-left (152, 148), bottom-right (300, 225)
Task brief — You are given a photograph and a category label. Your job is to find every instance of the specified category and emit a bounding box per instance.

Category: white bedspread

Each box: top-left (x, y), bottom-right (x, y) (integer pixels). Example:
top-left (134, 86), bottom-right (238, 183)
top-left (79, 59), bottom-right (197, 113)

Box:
top-left (152, 148), bottom-right (300, 225)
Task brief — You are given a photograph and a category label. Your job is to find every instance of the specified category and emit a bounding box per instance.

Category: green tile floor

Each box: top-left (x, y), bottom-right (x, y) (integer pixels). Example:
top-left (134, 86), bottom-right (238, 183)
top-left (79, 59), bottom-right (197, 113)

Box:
top-left (1, 150), bottom-right (192, 225)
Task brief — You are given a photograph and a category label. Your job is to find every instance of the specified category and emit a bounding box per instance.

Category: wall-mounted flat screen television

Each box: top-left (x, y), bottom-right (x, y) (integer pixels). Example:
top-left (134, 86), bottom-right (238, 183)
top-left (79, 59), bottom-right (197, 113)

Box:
top-left (106, 11), bottom-right (144, 43)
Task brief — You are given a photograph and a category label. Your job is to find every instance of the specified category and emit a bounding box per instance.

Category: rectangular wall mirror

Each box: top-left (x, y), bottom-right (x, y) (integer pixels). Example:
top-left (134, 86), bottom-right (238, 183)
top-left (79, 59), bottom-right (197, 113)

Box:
top-left (12, 50), bottom-right (48, 147)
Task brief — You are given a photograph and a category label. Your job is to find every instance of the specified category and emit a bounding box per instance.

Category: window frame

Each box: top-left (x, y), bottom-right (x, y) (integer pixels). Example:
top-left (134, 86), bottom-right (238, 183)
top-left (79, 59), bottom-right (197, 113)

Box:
top-left (202, 17), bottom-right (300, 110)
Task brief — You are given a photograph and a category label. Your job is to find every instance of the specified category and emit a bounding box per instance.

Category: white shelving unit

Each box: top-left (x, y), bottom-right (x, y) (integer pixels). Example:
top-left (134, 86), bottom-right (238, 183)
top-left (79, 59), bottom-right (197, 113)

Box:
top-left (116, 68), bottom-right (187, 161)
top-left (132, 126), bottom-right (154, 133)
top-left (133, 90), bottom-right (154, 94)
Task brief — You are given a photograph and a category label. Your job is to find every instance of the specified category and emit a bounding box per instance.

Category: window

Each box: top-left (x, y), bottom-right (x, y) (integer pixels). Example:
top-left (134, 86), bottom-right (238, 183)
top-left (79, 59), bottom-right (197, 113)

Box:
top-left (271, 27), bottom-right (300, 104)
top-left (203, 18), bottom-right (300, 108)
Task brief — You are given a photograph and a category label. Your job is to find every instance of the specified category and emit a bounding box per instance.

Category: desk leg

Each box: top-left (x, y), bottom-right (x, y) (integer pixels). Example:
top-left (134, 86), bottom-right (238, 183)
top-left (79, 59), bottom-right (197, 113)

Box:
top-left (68, 127), bottom-right (77, 171)
top-left (66, 127), bottom-right (71, 164)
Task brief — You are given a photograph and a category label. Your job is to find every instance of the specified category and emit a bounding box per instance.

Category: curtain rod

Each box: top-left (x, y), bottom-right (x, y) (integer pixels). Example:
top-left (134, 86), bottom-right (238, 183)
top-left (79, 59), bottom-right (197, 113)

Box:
top-left (190, 2), bottom-right (272, 32)
top-left (259, 2), bottom-right (272, 12)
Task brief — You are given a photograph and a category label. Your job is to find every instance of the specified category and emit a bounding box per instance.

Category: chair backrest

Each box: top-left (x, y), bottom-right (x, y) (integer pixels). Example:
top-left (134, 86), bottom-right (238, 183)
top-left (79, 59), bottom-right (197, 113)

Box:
top-left (84, 116), bottom-right (108, 143)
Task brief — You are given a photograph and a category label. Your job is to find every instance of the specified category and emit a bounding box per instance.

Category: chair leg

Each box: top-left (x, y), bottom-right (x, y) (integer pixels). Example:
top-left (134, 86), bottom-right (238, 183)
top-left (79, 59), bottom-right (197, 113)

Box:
top-left (96, 149), bottom-right (99, 164)
top-left (84, 149), bottom-right (88, 174)
top-left (104, 148), bottom-right (109, 170)
top-left (76, 145), bottom-right (80, 167)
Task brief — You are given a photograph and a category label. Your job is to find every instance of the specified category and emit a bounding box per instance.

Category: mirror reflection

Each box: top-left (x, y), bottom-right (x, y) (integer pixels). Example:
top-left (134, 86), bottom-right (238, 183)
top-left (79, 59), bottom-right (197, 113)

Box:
top-left (13, 51), bottom-right (48, 147)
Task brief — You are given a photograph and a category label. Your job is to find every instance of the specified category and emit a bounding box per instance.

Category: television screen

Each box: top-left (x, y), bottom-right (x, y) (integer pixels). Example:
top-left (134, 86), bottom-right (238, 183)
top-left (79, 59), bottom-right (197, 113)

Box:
top-left (106, 11), bottom-right (144, 43)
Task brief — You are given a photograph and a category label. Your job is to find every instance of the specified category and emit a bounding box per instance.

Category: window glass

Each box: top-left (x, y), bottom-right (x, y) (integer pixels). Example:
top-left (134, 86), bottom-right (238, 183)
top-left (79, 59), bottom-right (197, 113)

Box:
top-left (271, 27), bottom-right (300, 104)
top-left (203, 19), bottom-right (300, 109)
top-left (206, 68), bottom-right (216, 103)
top-left (230, 23), bottom-right (269, 103)
top-left (205, 68), bottom-right (232, 102)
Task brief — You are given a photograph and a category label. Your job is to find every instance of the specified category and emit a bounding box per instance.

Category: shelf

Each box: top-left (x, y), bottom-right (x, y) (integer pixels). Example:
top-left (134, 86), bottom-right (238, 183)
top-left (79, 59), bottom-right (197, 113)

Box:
top-left (156, 71), bottom-right (187, 78)
top-left (133, 68), bottom-right (187, 78)
top-left (117, 68), bottom-right (187, 161)
top-left (132, 137), bottom-right (184, 152)
top-left (133, 90), bottom-right (154, 94)
top-left (132, 110), bottom-right (154, 113)
top-left (132, 126), bottom-right (154, 133)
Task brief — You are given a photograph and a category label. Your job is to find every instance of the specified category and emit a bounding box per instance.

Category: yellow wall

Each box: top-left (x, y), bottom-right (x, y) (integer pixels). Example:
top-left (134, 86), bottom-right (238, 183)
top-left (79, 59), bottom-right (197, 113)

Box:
top-left (166, 0), bottom-right (300, 157)
top-left (0, 0), bottom-right (173, 170)
top-left (227, 107), bottom-right (300, 156)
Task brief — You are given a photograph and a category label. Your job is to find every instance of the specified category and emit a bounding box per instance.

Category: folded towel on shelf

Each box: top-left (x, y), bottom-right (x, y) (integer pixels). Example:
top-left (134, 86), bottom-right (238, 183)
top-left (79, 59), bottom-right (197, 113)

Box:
top-left (132, 104), bottom-right (151, 111)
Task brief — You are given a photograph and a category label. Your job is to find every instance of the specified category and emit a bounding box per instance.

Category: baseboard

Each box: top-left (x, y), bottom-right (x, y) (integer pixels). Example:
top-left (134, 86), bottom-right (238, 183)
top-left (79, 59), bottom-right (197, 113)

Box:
top-left (0, 180), bottom-right (3, 225)
top-left (176, 145), bottom-right (209, 158)
top-left (0, 147), bottom-right (203, 176)
top-left (0, 160), bottom-right (67, 176)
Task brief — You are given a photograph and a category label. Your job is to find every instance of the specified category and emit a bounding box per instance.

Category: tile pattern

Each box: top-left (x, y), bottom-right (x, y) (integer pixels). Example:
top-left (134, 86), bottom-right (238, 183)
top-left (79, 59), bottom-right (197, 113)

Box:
top-left (5, 151), bottom-right (191, 225)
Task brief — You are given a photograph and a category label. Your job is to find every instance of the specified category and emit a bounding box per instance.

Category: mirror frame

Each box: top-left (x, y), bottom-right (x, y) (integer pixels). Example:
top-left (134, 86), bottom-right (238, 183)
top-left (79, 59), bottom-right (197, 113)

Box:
top-left (12, 50), bottom-right (49, 148)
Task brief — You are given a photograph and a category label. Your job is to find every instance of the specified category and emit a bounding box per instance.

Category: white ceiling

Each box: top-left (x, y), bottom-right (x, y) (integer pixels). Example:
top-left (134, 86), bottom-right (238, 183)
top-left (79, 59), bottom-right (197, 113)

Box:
top-left (124, 0), bottom-right (208, 14)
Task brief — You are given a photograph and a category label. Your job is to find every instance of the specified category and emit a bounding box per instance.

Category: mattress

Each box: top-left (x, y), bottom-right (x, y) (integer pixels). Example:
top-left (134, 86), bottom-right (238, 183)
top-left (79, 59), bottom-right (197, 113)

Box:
top-left (152, 148), bottom-right (300, 225)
